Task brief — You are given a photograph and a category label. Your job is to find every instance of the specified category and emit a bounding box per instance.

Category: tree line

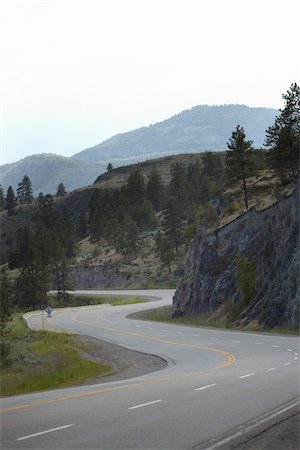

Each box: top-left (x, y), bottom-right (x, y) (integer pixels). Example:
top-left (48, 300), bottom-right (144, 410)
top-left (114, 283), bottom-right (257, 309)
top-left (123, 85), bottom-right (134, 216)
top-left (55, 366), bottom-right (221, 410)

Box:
top-left (0, 178), bottom-right (67, 215)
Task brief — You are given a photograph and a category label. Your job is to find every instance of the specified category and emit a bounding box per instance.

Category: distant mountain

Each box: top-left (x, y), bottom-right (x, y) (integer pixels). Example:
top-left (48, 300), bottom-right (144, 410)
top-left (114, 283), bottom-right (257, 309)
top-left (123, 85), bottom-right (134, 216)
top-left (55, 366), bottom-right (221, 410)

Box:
top-left (73, 104), bottom-right (278, 165)
top-left (1, 104), bottom-right (278, 195)
top-left (0, 154), bottom-right (103, 195)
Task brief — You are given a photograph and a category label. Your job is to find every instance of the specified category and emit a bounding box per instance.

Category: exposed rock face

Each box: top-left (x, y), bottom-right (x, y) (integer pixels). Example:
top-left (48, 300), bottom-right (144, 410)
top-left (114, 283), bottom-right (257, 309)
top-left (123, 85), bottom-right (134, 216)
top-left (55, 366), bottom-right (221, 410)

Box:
top-left (173, 180), bottom-right (299, 329)
top-left (70, 265), bottom-right (128, 289)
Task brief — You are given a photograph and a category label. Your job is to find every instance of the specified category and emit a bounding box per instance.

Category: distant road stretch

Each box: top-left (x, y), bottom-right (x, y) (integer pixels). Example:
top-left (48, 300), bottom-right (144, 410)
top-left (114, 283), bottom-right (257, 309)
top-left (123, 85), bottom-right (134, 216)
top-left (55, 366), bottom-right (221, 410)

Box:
top-left (1, 289), bottom-right (299, 449)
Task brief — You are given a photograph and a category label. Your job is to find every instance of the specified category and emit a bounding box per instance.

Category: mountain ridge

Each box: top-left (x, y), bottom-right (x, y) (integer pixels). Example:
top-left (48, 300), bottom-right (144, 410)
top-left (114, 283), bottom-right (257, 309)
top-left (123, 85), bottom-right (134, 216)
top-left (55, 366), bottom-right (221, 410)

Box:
top-left (1, 104), bottom-right (278, 194)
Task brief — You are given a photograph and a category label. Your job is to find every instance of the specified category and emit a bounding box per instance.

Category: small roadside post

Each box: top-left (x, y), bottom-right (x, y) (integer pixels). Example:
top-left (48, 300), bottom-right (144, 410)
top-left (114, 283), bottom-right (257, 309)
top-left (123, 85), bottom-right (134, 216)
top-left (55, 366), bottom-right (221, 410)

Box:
top-left (42, 305), bottom-right (53, 331)
top-left (45, 305), bottom-right (53, 318)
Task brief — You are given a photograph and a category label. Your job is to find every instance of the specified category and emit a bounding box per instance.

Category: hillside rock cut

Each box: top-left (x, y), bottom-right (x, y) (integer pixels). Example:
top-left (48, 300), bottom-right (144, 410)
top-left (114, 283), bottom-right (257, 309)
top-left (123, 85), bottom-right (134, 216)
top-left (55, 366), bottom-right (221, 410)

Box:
top-left (173, 180), bottom-right (299, 329)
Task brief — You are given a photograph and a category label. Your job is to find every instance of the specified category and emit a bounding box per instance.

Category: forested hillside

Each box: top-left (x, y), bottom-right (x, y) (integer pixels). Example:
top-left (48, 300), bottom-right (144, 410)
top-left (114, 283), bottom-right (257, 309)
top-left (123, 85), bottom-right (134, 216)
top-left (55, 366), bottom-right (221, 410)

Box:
top-left (73, 104), bottom-right (278, 164)
top-left (0, 154), bottom-right (102, 195)
top-left (1, 104), bottom-right (278, 196)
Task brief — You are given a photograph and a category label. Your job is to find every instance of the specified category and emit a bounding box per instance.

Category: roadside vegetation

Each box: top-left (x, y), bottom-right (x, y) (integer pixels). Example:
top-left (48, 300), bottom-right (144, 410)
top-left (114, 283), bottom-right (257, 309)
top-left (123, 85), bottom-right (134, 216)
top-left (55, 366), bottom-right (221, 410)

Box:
top-left (47, 293), bottom-right (148, 308)
top-left (136, 306), bottom-right (299, 335)
top-left (0, 314), bottom-right (112, 396)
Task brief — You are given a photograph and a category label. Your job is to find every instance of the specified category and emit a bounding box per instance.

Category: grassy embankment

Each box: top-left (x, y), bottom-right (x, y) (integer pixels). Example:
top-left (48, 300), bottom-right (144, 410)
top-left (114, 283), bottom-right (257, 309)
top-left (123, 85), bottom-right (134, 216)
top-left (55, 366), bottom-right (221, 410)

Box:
top-left (137, 306), bottom-right (299, 335)
top-left (0, 294), bottom-right (147, 396)
top-left (47, 293), bottom-right (149, 308)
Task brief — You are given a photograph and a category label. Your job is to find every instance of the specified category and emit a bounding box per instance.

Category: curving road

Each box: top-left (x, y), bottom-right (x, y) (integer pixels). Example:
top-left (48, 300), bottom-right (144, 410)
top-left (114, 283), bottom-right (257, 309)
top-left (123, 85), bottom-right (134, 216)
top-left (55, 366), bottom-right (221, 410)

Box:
top-left (1, 289), bottom-right (299, 449)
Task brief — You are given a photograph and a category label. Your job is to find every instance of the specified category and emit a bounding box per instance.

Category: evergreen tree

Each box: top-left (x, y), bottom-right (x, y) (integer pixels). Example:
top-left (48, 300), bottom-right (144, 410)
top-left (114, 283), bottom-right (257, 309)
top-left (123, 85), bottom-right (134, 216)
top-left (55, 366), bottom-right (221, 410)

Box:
top-left (125, 171), bottom-right (145, 205)
top-left (162, 197), bottom-right (184, 255)
top-left (88, 189), bottom-right (111, 241)
top-left (56, 182), bottom-right (67, 197)
top-left (146, 167), bottom-right (164, 211)
top-left (156, 232), bottom-right (174, 273)
top-left (120, 216), bottom-right (139, 258)
top-left (0, 184), bottom-right (4, 210)
top-left (104, 218), bottom-right (123, 252)
top-left (17, 175), bottom-right (33, 204)
top-left (225, 125), bottom-right (256, 209)
top-left (37, 192), bottom-right (44, 208)
top-left (40, 194), bottom-right (57, 228)
top-left (169, 163), bottom-right (188, 211)
top-left (107, 162), bottom-right (113, 172)
top-left (265, 83), bottom-right (300, 182)
top-left (6, 186), bottom-right (16, 215)
top-left (186, 160), bottom-right (202, 204)
top-left (129, 200), bottom-right (157, 231)
top-left (201, 152), bottom-right (224, 184)
top-left (13, 226), bottom-right (46, 310)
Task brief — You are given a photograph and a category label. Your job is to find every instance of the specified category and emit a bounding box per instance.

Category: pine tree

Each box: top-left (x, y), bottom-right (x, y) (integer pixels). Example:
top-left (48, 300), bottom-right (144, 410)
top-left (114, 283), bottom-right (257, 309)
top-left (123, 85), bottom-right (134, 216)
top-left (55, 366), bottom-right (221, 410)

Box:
top-left (56, 183), bottom-right (67, 197)
top-left (0, 184), bottom-right (4, 211)
top-left (225, 125), bottom-right (256, 209)
top-left (265, 83), bottom-right (300, 182)
top-left (37, 192), bottom-right (44, 208)
top-left (16, 175), bottom-right (33, 204)
top-left (169, 163), bottom-right (188, 211)
top-left (162, 197), bottom-right (184, 255)
top-left (104, 218), bottom-right (123, 253)
top-left (107, 162), bottom-right (113, 172)
top-left (125, 171), bottom-right (145, 205)
top-left (13, 226), bottom-right (46, 310)
top-left (146, 167), bottom-right (164, 211)
top-left (6, 186), bottom-right (16, 215)
top-left (120, 216), bottom-right (139, 258)
top-left (156, 232), bottom-right (174, 273)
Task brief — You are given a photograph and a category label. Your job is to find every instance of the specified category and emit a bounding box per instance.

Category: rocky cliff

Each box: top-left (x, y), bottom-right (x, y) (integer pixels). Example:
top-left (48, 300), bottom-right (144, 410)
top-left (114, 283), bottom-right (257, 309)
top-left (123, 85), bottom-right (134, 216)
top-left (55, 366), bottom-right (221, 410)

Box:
top-left (173, 180), bottom-right (299, 329)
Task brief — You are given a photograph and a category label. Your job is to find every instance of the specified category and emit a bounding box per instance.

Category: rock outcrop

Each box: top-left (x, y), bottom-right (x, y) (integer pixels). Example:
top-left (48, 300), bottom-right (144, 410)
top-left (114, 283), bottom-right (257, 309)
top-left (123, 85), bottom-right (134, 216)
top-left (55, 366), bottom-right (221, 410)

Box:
top-left (173, 180), bottom-right (299, 329)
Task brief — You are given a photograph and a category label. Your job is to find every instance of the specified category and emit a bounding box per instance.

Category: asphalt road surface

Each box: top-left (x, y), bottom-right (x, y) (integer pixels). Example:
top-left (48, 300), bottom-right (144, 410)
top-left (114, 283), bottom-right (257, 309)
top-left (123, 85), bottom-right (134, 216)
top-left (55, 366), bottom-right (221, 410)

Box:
top-left (1, 289), bottom-right (299, 450)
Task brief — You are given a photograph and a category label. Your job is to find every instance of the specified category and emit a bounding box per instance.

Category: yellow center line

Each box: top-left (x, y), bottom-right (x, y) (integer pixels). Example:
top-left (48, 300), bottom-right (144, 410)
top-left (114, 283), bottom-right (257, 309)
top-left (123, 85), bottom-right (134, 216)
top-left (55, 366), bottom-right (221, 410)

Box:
top-left (0, 314), bottom-right (235, 414)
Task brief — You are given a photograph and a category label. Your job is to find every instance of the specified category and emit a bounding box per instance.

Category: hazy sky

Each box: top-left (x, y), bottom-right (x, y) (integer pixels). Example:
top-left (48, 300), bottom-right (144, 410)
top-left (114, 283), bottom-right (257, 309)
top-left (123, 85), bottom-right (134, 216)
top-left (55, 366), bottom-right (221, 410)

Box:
top-left (1, 0), bottom-right (299, 165)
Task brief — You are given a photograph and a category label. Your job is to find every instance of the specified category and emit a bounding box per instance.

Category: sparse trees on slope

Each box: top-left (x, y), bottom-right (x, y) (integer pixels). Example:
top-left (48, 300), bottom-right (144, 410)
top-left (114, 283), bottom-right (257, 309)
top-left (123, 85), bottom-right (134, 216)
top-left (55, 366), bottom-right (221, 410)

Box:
top-left (265, 83), bottom-right (300, 182)
top-left (225, 125), bottom-right (256, 210)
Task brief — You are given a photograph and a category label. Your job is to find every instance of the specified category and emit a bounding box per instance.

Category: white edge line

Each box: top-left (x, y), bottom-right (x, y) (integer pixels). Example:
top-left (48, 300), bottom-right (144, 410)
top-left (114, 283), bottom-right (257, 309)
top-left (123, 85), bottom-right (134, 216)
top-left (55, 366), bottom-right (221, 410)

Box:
top-left (204, 399), bottom-right (300, 450)
top-left (195, 384), bottom-right (217, 391)
top-left (16, 424), bottom-right (75, 441)
top-left (239, 373), bottom-right (255, 379)
top-left (128, 399), bottom-right (162, 410)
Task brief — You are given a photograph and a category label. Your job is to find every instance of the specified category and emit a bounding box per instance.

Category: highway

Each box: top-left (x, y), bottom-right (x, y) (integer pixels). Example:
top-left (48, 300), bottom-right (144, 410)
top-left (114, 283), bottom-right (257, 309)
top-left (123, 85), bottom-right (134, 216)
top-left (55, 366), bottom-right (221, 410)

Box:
top-left (1, 289), bottom-right (299, 449)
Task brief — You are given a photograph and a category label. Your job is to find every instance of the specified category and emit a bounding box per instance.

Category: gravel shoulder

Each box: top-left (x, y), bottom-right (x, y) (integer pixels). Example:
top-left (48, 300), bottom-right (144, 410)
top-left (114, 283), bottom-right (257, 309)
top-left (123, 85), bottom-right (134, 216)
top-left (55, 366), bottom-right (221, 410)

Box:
top-left (75, 334), bottom-right (167, 384)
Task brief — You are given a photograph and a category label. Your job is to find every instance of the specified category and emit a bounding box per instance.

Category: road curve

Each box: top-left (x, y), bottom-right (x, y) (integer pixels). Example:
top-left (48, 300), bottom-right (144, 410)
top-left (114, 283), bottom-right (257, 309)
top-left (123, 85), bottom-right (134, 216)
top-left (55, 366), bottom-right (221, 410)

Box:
top-left (1, 289), bottom-right (299, 450)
